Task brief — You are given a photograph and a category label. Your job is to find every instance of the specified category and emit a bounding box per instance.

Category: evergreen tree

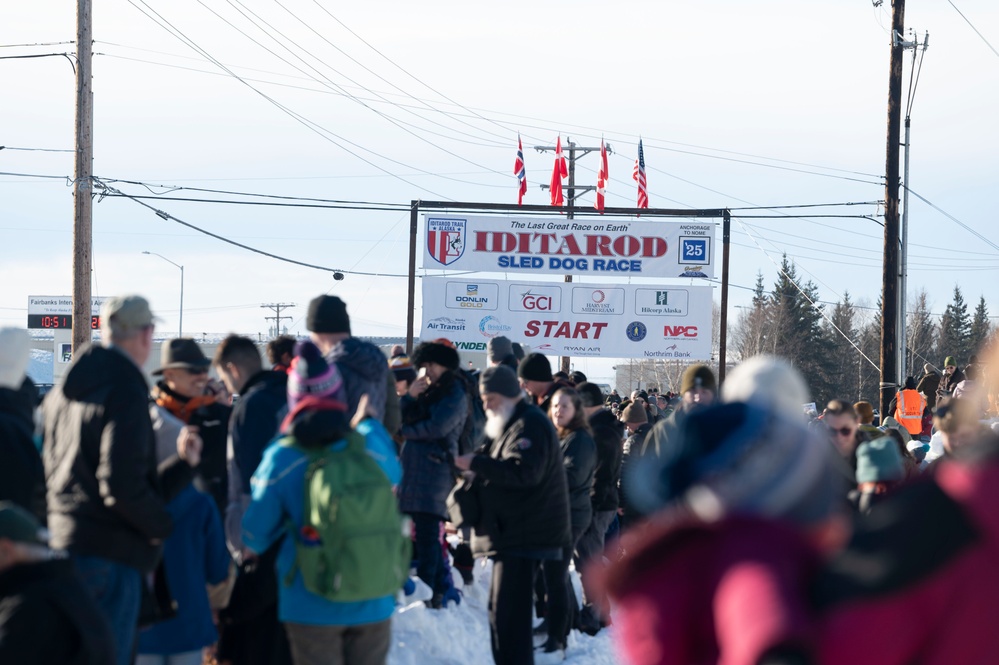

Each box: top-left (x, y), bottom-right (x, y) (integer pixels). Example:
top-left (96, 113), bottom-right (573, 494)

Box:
top-left (825, 292), bottom-right (858, 403)
top-left (769, 255), bottom-right (833, 403)
top-left (969, 295), bottom-right (991, 358)
top-left (937, 285), bottom-right (972, 365)
top-left (856, 298), bottom-right (883, 404)
top-left (906, 289), bottom-right (937, 378)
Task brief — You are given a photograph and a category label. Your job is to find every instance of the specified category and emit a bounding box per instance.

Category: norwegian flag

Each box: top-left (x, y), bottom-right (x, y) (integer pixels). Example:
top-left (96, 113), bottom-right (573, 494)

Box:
top-left (550, 136), bottom-right (568, 207)
top-left (595, 137), bottom-right (609, 213)
top-left (514, 134), bottom-right (527, 205)
top-left (633, 138), bottom-right (649, 211)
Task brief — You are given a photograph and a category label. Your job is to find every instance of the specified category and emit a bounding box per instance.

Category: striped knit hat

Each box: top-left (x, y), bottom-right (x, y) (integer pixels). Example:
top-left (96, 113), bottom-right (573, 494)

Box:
top-left (287, 340), bottom-right (345, 409)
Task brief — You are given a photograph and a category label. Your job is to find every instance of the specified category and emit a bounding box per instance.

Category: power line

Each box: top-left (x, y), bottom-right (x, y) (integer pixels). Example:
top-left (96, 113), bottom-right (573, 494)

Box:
top-left (126, 0), bottom-right (455, 200)
top-left (907, 186), bottom-right (999, 253)
top-left (0, 146), bottom-right (75, 153)
top-left (0, 41), bottom-right (75, 48)
top-left (945, 0), bottom-right (999, 60)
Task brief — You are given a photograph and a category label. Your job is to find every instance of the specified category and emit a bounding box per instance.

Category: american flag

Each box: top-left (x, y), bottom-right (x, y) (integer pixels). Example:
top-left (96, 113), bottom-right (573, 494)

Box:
top-left (550, 136), bottom-right (567, 207)
top-left (633, 138), bottom-right (649, 211)
top-left (595, 137), bottom-right (608, 213)
top-left (514, 134), bottom-right (527, 205)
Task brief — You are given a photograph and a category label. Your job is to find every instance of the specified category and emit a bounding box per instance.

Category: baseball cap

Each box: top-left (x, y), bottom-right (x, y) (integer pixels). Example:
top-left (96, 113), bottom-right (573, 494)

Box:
top-left (101, 295), bottom-right (157, 333)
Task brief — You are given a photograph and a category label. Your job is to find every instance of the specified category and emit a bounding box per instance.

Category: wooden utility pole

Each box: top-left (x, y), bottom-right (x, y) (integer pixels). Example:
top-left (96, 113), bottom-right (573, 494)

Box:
top-left (262, 303), bottom-right (296, 337)
top-left (880, 0), bottom-right (905, 418)
top-left (72, 0), bottom-right (93, 355)
top-left (562, 140), bottom-right (576, 375)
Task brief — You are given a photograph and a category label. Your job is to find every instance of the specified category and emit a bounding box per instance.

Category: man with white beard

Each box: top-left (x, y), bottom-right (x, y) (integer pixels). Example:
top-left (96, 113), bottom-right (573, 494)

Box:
top-left (454, 365), bottom-right (571, 665)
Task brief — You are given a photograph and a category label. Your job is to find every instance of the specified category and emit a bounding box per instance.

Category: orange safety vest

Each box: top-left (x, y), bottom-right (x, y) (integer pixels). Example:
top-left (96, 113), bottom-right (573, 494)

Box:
top-left (894, 389), bottom-right (925, 435)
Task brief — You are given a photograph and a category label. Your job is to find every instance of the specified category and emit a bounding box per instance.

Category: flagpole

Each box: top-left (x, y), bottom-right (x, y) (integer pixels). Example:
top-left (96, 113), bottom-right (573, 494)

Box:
top-left (561, 138), bottom-right (577, 374)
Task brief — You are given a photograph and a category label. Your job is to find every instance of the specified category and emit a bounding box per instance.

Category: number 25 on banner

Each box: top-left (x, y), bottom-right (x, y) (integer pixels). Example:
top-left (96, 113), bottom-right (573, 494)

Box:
top-left (680, 237), bottom-right (709, 263)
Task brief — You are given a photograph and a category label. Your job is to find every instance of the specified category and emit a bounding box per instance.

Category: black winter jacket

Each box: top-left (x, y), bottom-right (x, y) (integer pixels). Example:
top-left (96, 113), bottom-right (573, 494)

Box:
top-left (0, 558), bottom-right (115, 665)
top-left (42, 345), bottom-right (193, 573)
top-left (560, 429), bottom-right (596, 541)
top-left (588, 408), bottom-right (623, 512)
top-left (470, 399), bottom-right (571, 557)
top-left (0, 384), bottom-right (45, 521)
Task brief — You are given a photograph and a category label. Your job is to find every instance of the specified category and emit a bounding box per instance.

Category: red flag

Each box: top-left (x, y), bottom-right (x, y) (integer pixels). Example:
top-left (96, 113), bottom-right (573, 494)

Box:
top-left (633, 138), bottom-right (649, 212)
top-left (595, 137), bottom-right (608, 213)
top-left (514, 134), bottom-right (527, 205)
top-left (550, 136), bottom-right (567, 206)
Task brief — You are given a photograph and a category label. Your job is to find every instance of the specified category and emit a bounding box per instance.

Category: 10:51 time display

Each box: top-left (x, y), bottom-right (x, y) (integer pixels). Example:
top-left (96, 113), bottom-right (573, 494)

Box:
top-left (26, 315), bottom-right (100, 329)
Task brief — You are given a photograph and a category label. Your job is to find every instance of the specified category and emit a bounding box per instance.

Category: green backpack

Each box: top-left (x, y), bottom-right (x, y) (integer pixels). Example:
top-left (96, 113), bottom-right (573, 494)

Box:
top-left (280, 431), bottom-right (411, 603)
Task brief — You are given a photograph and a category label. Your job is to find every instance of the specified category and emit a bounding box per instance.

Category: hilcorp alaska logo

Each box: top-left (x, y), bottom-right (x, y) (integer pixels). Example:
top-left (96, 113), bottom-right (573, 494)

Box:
top-left (479, 316), bottom-right (512, 338)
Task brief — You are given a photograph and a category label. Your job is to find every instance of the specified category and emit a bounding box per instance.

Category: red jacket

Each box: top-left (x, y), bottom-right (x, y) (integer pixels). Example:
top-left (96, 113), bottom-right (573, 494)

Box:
top-left (600, 514), bottom-right (820, 665)
top-left (817, 454), bottom-right (999, 665)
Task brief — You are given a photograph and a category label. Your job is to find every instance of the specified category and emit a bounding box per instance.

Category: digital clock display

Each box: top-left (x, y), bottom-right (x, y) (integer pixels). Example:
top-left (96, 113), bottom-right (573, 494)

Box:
top-left (27, 314), bottom-right (100, 330)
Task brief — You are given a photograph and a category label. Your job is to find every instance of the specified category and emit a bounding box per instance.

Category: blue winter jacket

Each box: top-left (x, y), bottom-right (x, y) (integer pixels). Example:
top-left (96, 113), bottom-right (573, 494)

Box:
top-left (242, 410), bottom-right (402, 626)
top-left (137, 484), bottom-right (231, 655)
top-left (398, 373), bottom-right (467, 519)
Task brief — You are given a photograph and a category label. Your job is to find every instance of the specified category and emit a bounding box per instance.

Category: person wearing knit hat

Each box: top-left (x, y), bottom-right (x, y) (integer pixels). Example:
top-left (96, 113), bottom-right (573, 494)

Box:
top-left (398, 341), bottom-right (469, 609)
top-left (720, 355), bottom-right (809, 420)
top-left (487, 335), bottom-right (514, 364)
top-left (679, 364), bottom-right (716, 407)
top-left (389, 354), bottom-right (418, 396)
top-left (600, 401), bottom-right (843, 665)
top-left (851, 437), bottom-right (906, 514)
top-left (518, 352), bottom-right (567, 414)
top-left (510, 342), bottom-right (526, 362)
top-left (306, 294), bottom-right (398, 433)
top-left (619, 398), bottom-right (653, 531)
top-left (242, 343), bottom-right (402, 664)
top-left (936, 355), bottom-right (965, 406)
top-left (286, 340), bottom-right (346, 414)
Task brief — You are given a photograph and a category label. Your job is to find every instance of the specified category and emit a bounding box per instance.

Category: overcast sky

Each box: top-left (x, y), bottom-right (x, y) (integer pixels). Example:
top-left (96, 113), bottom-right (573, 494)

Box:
top-left (2, 0), bottom-right (997, 384)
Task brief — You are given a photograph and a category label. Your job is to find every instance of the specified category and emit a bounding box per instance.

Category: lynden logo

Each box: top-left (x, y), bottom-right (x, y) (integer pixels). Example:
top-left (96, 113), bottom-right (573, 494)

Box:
top-left (427, 218), bottom-right (466, 266)
top-left (426, 317), bottom-right (466, 332)
top-left (479, 316), bottom-right (512, 338)
top-left (455, 341), bottom-right (487, 351)
top-left (664, 325), bottom-right (698, 338)
top-left (591, 290), bottom-right (606, 304)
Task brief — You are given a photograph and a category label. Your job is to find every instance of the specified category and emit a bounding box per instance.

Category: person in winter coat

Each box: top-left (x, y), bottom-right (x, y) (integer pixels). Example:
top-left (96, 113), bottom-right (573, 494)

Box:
top-left (936, 355), bottom-right (965, 405)
top-left (242, 341), bottom-right (401, 665)
top-left (537, 387), bottom-right (597, 656)
top-left (915, 363), bottom-right (941, 409)
top-left (517, 352), bottom-right (571, 414)
top-left (399, 341), bottom-right (468, 609)
top-left (453, 365), bottom-right (571, 665)
top-left (574, 381), bottom-right (623, 634)
top-left (815, 432), bottom-right (999, 665)
top-left (306, 294), bottom-right (400, 435)
top-left (151, 338), bottom-right (231, 516)
top-left (618, 402), bottom-right (652, 529)
top-left (42, 296), bottom-right (202, 665)
top-left (136, 484), bottom-right (232, 665)
top-left (0, 329), bottom-right (45, 521)
top-left (0, 502), bottom-right (115, 665)
top-left (597, 401), bottom-right (845, 665)
top-left (212, 335), bottom-right (293, 665)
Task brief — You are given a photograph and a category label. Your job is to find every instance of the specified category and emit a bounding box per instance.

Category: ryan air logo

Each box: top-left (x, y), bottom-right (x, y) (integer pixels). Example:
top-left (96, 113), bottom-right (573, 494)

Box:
top-left (626, 322), bottom-right (647, 342)
top-left (427, 218), bottom-right (466, 266)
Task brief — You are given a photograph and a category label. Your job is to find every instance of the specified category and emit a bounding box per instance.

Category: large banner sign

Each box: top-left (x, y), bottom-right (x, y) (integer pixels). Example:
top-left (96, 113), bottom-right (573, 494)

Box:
top-left (421, 277), bottom-right (713, 360)
top-left (423, 214), bottom-right (715, 278)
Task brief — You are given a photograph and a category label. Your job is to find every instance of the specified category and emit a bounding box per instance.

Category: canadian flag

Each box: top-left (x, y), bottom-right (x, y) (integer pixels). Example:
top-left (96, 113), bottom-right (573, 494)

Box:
top-left (595, 138), bottom-right (608, 212)
top-left (550, 136), bottom-right (567, 206)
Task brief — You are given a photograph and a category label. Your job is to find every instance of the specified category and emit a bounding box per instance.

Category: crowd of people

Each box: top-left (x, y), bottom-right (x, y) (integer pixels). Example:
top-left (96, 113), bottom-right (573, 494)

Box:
top-left (2, 291), bottom-right (999, 665)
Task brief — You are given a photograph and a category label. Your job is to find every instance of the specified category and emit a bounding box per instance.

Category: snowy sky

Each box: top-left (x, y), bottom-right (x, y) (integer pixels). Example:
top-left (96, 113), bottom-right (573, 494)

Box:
top-left (2, 0), bottom-right (998, 384)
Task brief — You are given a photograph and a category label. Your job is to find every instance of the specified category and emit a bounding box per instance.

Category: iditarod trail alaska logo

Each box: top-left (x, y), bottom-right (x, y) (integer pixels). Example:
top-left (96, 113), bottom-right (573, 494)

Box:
top-left (427, 218), bottom-right (466, 266)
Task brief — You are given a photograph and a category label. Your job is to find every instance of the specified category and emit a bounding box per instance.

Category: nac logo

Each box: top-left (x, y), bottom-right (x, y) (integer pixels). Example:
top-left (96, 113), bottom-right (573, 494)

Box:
top-left (663, 325), bottom-right (698, 338)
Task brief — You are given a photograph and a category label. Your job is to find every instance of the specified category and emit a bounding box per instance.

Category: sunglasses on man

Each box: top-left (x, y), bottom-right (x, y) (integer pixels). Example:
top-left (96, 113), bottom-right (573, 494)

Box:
top-left (828, 425), bottom-right (854, 437)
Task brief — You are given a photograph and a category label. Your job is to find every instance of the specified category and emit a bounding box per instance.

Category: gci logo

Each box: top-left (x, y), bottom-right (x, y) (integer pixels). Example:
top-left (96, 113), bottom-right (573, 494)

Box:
top-left (522, 292), bottom-right (555, 311)
top-left (664, 325), bottom-right (698, 338)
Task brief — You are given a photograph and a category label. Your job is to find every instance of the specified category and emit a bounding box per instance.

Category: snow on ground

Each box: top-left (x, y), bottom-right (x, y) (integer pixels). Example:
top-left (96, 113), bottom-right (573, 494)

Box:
top-left (389, 557), bottom-right (618, 665)
top-left (27, 349), bottom-right (53, 384)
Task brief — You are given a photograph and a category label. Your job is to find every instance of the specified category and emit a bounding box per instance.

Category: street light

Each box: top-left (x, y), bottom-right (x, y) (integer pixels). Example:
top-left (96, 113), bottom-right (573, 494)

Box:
top-left (142, 251), bottom-right (184, 337)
